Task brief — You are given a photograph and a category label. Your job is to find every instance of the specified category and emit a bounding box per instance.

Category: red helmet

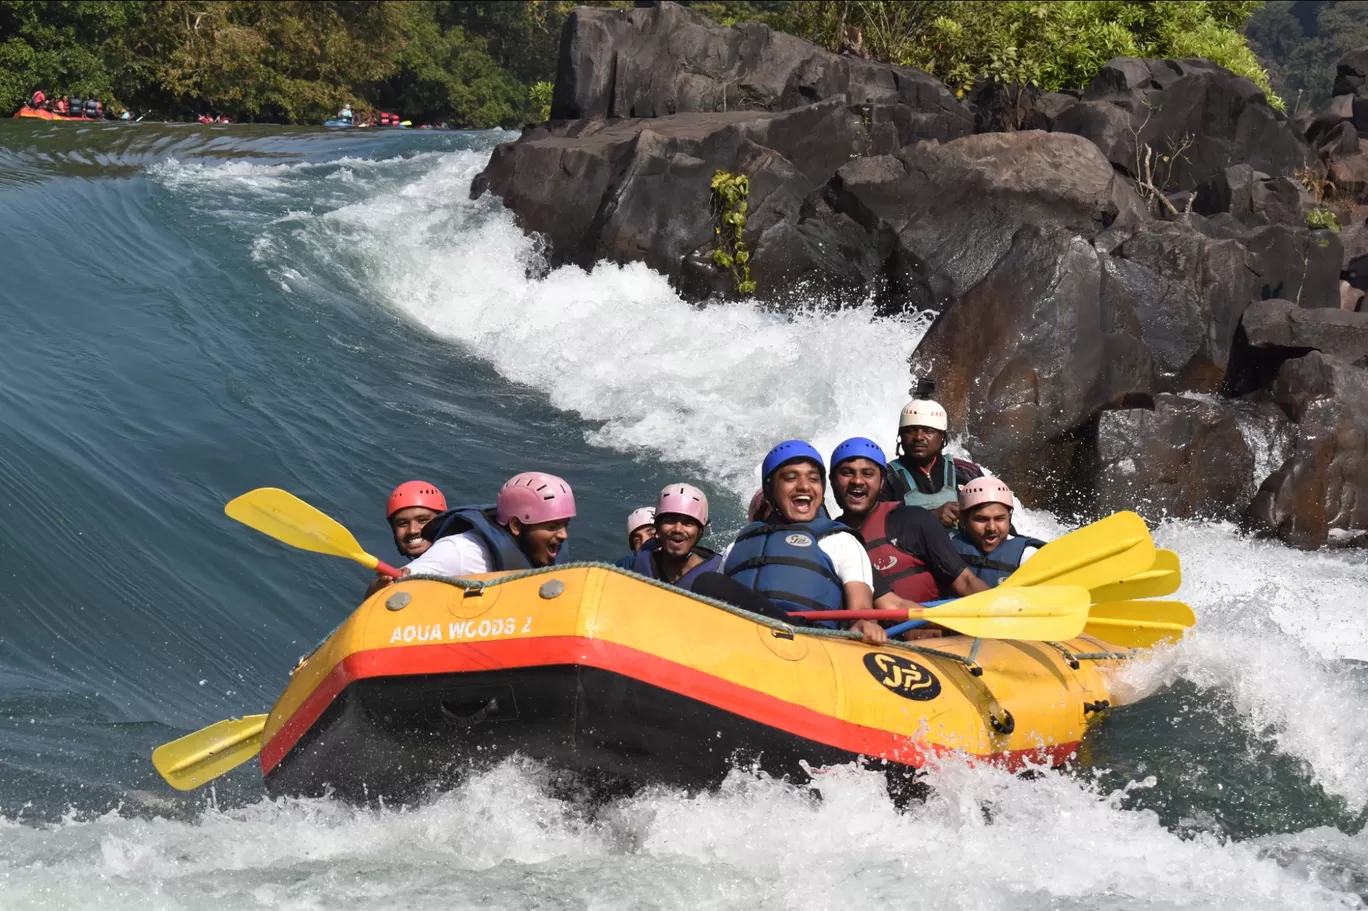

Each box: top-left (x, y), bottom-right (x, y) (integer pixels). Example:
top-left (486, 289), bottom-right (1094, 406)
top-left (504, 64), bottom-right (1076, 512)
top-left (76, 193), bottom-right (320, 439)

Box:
top-left (386, 481), bottom-right (447, 518)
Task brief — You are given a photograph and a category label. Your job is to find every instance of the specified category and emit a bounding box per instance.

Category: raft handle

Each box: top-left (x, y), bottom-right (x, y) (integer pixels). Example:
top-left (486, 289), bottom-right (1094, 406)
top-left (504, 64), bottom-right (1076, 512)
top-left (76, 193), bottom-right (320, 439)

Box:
top-left (1083, 700), bottom-right (1111, 715)
top-left (441, 697), bottom-right (502, 727)
top-left (990, 710), bottom-right (1015, 735)
top-left (771, 627), bottom-right (795, 641)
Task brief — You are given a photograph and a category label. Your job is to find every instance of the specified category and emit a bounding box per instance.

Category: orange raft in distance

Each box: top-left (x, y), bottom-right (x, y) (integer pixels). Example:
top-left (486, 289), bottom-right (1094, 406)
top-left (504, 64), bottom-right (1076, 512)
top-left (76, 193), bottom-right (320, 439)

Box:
top-left (260, 565), bottom-right (1135, 801)
top-left (13, 106), bottom-right (90, 121)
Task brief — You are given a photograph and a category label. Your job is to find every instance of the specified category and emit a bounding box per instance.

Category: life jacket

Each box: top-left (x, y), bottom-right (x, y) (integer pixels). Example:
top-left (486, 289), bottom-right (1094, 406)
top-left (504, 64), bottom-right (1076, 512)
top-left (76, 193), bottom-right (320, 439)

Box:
top-left (420, 504), bottom-right (569, 571)
top-left (55, 99), bottom-right (68, 113)
top-left (857, 502), bottom-right (941, 602)
top-left (630, 537), bottom-right (721, 589)
top-left (887, 455), bottom-right (959, 510)
top-left (32, 91), bottom-right (46, 107)
top-left (951, 533), bottom-right (1047, 587)
top-left (84, 99), bottom-right (99, 118)
top-left (71, 98), bottom-right (85, 117)
top-left (723, 518), bottom-right (849, 626)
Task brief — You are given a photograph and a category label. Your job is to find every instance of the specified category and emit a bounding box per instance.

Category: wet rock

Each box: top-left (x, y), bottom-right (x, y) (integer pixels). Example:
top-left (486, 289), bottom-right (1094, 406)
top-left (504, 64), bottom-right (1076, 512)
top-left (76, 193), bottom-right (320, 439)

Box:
top-left (1247, 353), bottom-right (1368, 548)
top-left (805, 129), bottom-right (1144, 314)
top-left (473, 101), bottom-right (912, 296)
top-left (552, 1), bottom-right (971, 139)
top-left (908, 224), bottom-right (1144, 509)
top-left (1053, 58), bottom-right (1309, 192)
top-left (1344, 280), bottom-right (1366, 312)
top-left (1191, 164), bottom-right (1309, 227)
top-left (1333, 49), bottom-right (1368, 99)
top-left (1239, 298), bottom-right (1368, 359)
top-left (1094, 394), bottom-right (1256, 520)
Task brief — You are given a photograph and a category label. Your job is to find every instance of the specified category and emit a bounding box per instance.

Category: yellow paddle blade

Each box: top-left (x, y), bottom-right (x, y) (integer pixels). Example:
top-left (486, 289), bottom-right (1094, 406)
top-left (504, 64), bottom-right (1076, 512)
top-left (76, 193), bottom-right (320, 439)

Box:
top-left (1089, 549), bottom-right (1181, 602)
top-left (225, 488), bottom-right (380, 570)
top-left (152, 714), bottom-right (267, 791)
top-left (1003, 511), bottom-right (1155, 591)
top-left (1084, 599), bottom-right (1196, 649)
top-left (917, 585), bottom-right (1090, 641)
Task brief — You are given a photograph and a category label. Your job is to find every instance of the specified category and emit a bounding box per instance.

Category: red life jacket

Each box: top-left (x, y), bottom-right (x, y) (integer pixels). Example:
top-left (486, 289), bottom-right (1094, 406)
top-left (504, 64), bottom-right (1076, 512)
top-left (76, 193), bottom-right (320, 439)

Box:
top-left (858, 502), bottom-right (940, 603)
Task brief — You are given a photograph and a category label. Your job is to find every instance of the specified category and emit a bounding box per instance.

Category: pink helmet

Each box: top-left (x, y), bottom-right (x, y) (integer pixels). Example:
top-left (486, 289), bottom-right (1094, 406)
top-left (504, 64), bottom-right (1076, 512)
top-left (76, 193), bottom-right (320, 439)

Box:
top-left (496, 472), bottom-right (577, 526)
top-left (747, 488), bottom-right (769, 522)
top-left (656, 483), bottom-right (709, 525)
top-left (387, 480), bottom-right (447, 517)
top-left (625, 507), bottom-right (656, 538)
top-left (959, 477), bottom-right (1014, 513)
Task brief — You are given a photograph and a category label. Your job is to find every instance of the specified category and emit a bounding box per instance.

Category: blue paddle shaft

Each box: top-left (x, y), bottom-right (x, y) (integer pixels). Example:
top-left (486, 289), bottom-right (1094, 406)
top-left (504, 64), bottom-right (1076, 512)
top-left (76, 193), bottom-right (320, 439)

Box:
top-left (885, 598), bottom-right (950, 638)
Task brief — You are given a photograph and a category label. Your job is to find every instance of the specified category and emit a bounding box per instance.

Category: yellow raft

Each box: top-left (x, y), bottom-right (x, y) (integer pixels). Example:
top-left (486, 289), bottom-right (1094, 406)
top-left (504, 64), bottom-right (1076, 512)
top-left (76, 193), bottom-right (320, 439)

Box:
top-left (260, 565), bottom-right (1133, 800)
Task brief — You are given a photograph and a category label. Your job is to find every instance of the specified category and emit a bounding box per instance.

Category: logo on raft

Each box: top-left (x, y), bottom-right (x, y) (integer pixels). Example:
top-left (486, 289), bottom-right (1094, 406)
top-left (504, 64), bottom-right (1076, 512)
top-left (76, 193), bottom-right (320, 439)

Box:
top-left (863, 653), bottom-right (941, 701)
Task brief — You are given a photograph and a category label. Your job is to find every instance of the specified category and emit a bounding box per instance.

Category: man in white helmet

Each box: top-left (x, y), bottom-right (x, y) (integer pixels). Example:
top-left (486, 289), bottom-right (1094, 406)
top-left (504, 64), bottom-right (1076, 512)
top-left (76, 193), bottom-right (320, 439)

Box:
top-left (882, 398), bottom-right (984, 528)
top-left (615, 506), bottom-right (657, 569)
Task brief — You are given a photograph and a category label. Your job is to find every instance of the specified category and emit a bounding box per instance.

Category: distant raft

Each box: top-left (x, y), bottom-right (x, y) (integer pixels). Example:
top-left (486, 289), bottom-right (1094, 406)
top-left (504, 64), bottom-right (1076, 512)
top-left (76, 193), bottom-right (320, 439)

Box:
top-left (260, 565), bottom-right (1136, 802)
top-left (13, 106), bottom-right (89, 121)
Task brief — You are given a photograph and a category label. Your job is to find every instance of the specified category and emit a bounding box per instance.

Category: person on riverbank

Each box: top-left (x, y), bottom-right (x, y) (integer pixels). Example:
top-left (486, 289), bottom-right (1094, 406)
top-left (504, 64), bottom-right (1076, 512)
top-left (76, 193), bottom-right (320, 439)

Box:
top-left (615, 506), bottom-right (657, 569)
top-left (882, 398), bottom-right (984, 528)
top-left (952, 478), bottom-right (1046, 587)
top-left (630, 484), bottom-right (721, 588)
top-left (402, 471), bottom-right (575, 576)
top-left (705, 441), bottom-right (886, 645)
top-left (830, 437), bottom-right (988, 604)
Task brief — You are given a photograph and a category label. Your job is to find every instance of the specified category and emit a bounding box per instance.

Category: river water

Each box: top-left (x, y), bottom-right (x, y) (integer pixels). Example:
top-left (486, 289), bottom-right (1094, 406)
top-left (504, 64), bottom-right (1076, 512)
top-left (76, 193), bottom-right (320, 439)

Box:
top-left (0, 121), bottom-right (1365, 909)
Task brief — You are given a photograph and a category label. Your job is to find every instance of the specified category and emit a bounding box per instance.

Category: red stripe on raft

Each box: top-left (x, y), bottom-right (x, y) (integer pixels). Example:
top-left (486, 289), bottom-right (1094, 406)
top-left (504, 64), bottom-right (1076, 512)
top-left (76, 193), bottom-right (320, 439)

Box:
top-left (260, 637), bottom-right (1077, 775)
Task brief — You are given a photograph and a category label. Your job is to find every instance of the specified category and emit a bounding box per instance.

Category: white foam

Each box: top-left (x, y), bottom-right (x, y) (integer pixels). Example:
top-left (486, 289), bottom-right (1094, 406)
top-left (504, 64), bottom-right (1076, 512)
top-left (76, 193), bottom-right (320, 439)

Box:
top-left (0, 760), bottom-right (1361, 910)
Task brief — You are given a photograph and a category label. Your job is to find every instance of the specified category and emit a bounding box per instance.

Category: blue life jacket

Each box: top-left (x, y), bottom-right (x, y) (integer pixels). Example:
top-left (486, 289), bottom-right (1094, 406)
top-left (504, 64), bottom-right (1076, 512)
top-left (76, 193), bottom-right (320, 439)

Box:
top-left (723, 518), bottom-right (850, 626)
top-left (951, 532), bottom-right (1047, 587)
top-left (615, 553), bottom-right (636, 570)
top-left (71, 98), bottom-right (85, 117)
top-left (84, 99), bottom-right (99, 118)
top-left (420, 504), bottom-right (569, 571)
top-left (631, 537), bottom-right (721, 589)
top-left (887, 456), bottom-right (959, 510)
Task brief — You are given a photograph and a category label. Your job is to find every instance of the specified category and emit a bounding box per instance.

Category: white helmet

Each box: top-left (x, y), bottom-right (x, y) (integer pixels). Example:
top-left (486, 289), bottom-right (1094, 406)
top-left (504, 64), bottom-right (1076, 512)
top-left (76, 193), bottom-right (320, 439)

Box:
top-left (625, 507), bottom-right (656, 538)
top-left (899, 398), bottom-right (948, 432)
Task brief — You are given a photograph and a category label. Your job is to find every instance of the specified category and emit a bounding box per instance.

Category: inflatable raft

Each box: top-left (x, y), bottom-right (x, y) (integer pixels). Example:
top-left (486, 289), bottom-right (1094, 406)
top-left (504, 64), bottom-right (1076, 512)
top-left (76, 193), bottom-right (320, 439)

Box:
top-left (13, 106), bottom-right (89, 121)
top-left (261, 564), bottom-right (1135, 801)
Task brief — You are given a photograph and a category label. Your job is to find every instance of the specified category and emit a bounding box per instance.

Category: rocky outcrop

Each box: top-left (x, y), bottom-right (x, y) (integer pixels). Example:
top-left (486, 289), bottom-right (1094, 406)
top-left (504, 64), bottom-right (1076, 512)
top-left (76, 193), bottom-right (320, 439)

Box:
top-left (473, 3), bottom-right (1368, 549)
top-left (1053, 58), bottom-right (1309, 193)
top-left (552, 2), bottom-right (971, 139)
top-left (1247, 353), bottom-right (1368, 548)
top-left (1093, 394), bottom-right (1261, 520)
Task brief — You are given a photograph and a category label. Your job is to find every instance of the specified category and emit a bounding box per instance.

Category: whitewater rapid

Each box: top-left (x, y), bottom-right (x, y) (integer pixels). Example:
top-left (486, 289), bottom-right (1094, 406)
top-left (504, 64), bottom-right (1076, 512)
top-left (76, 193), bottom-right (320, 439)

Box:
top-left (1, 130), bottom-right (1363, 909)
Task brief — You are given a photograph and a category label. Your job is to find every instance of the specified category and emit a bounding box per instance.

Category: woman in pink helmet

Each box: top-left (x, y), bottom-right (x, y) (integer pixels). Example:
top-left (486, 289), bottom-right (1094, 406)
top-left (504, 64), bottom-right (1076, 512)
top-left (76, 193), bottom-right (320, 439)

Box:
top-left (401, 471), bottom-right (576, 576)
top-left (628, 484), bottom-right (721, 588)
top-left (951, 478), bottom-right (1046, 587)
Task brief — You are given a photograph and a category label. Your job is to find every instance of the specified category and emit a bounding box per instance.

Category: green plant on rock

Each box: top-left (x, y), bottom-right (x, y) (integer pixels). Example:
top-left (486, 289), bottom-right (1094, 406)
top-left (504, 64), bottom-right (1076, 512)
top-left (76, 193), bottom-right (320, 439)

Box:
top-left (1306, 206), bottom-right (1341, 232)
top-left (710, 169), bottom-right (756, 295)
top-left (529, 80), bottom-right (553, 122)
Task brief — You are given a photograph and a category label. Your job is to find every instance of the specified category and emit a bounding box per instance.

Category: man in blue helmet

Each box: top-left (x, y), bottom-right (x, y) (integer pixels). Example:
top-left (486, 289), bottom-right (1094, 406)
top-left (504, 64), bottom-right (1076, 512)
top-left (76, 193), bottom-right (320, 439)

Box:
top-left (715, 441), bottom-right (887, 645)
top-left (830, 437), bottom-right (988, 607)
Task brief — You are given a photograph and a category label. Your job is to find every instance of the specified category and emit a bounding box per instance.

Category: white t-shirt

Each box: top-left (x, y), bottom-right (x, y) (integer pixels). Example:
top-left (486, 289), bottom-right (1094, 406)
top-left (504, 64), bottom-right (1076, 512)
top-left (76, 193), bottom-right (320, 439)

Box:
top-left (721, 530), bottom-right (873, 590)
top-left (403, 530), bottom-right (493, 577)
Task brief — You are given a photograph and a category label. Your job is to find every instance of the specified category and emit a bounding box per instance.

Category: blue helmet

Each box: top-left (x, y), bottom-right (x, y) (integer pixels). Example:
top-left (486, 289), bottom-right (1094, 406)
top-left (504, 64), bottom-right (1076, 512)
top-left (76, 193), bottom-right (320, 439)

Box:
top-left (830, 437), bottom-right (886, 473)
top-left (761, 440), bottom-right (825, 481)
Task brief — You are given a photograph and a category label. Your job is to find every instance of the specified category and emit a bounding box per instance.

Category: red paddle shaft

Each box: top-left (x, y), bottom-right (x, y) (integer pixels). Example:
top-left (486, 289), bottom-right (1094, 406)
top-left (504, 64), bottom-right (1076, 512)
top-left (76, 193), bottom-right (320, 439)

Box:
top-left (376, 561), bottom-right (402, 578)
top-left (786, 609), bottom-right (914, 621)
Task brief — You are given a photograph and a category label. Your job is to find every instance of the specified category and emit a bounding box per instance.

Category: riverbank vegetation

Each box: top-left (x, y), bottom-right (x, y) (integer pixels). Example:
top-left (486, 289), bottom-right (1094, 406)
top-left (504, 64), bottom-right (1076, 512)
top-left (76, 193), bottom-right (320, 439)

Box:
top-left (0, 1), bottom-right (1331, 126)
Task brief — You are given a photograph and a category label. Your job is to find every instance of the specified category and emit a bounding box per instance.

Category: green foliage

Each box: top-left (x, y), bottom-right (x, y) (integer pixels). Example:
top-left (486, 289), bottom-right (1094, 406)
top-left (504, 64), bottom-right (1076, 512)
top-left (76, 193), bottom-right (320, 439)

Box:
top-left (1306, 205), bottom-right (1341, 231)
top-left (529, 80), bottom-right (553, 122)
top-left (1246, 1), bottom-right (1368, 114)
top-left (764, 1), bottom-right (1278, 106)
top-left (710, 169), bottom-right (756, 296)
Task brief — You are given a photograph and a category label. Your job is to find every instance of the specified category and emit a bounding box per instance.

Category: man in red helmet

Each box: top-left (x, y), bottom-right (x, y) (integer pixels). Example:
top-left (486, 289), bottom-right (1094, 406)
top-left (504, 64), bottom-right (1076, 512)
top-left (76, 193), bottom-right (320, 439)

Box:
top-left (365, 481), bottom-right (447, 596)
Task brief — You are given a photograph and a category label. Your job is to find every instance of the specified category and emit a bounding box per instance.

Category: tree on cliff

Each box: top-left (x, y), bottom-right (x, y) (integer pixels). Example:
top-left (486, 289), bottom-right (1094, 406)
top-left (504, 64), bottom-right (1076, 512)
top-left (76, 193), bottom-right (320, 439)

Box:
top-left (763, 1), bottom-right (1278, 104)
top-left (1246, 0), bottom-right (1368, 113)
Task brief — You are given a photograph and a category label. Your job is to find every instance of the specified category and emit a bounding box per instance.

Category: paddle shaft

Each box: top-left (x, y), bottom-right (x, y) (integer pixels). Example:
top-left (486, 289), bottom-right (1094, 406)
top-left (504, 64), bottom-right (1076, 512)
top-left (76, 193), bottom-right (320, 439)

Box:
top-left (375, 560), bottom-right (403, 579)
